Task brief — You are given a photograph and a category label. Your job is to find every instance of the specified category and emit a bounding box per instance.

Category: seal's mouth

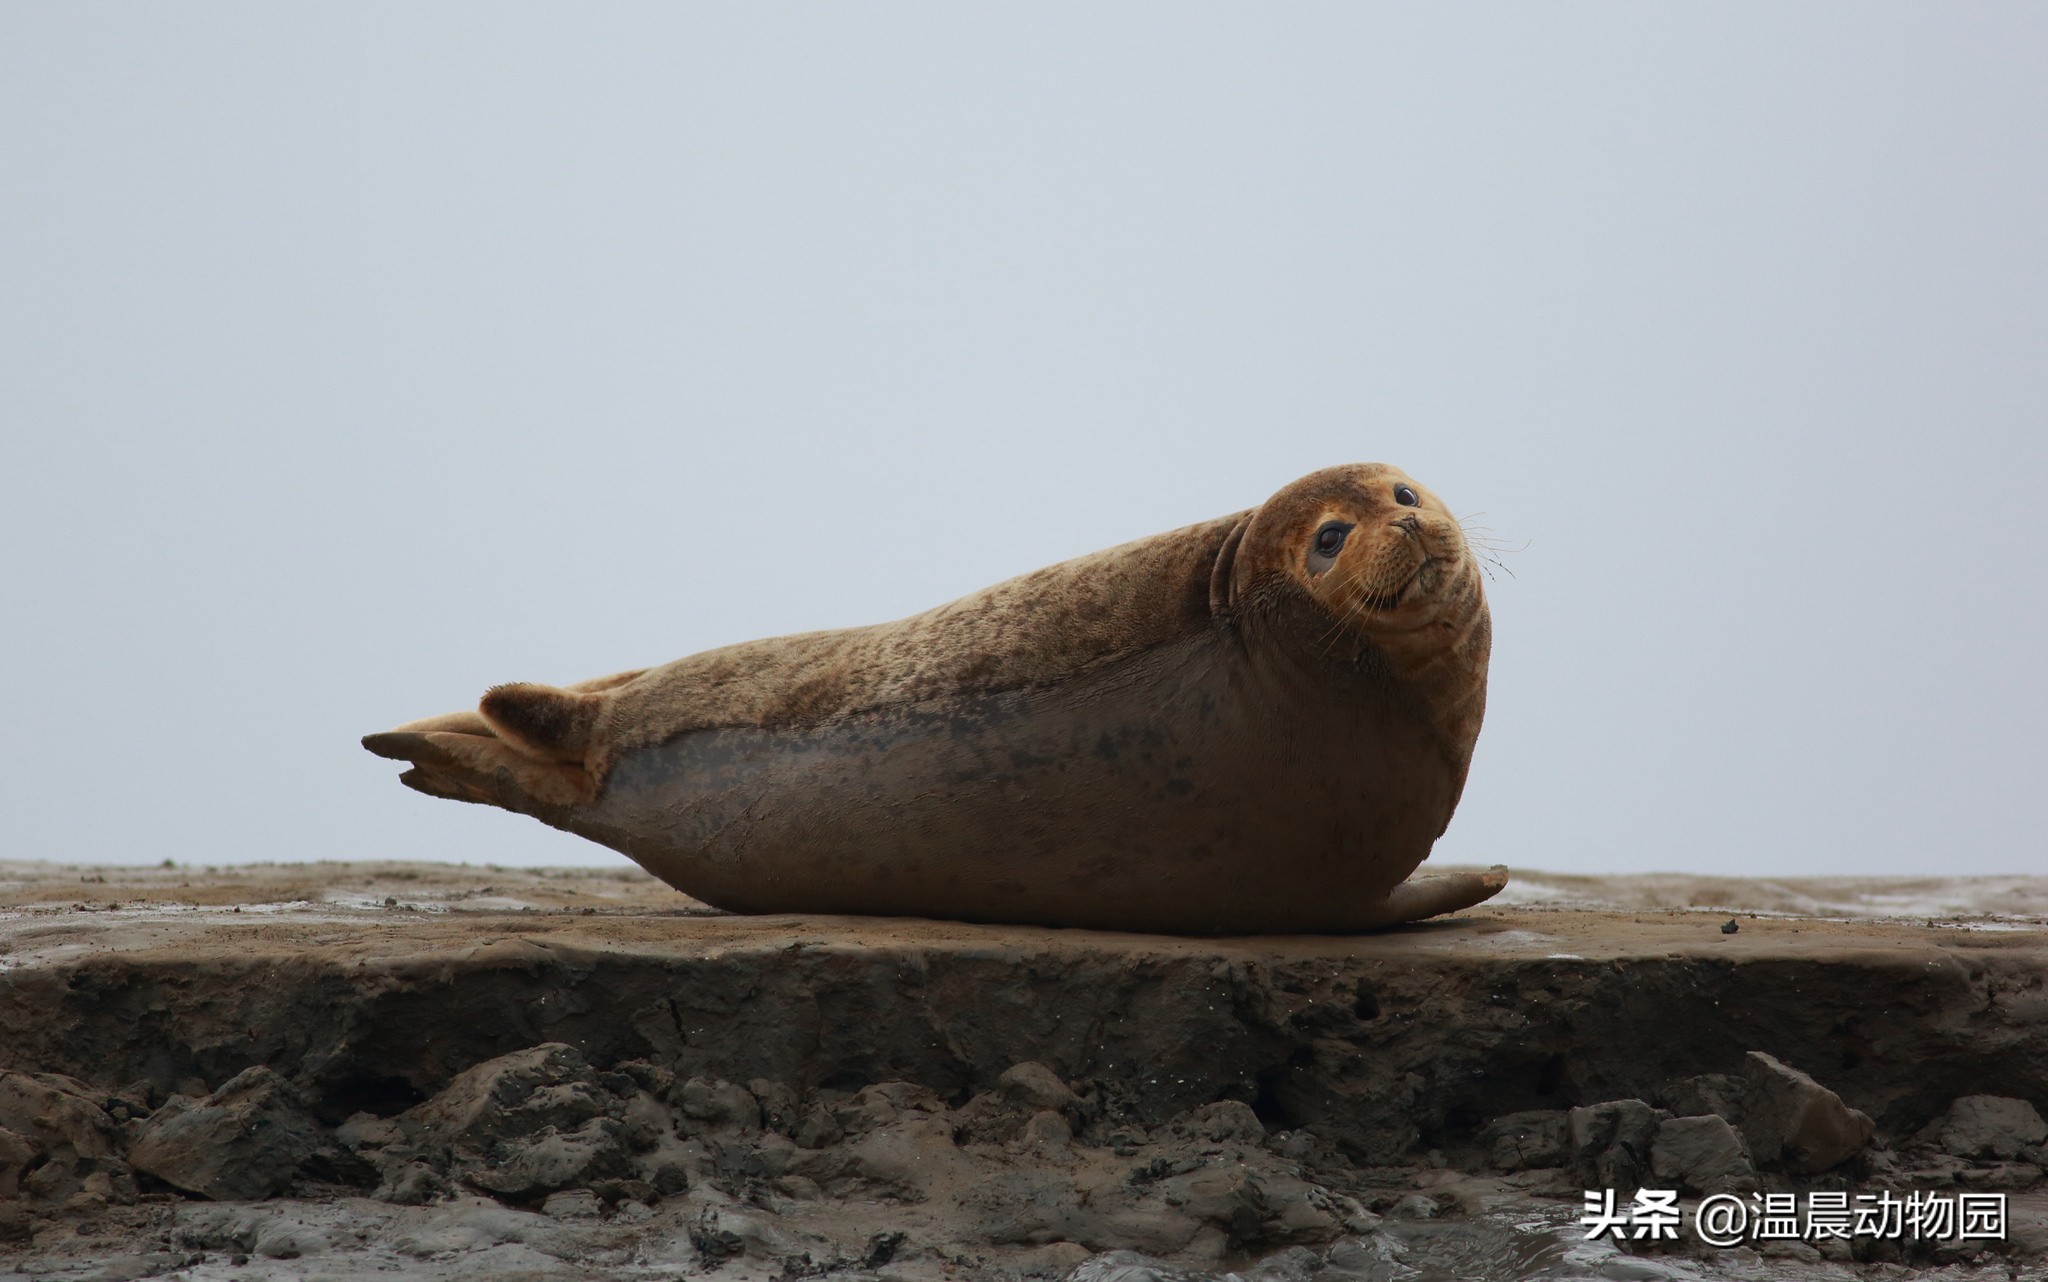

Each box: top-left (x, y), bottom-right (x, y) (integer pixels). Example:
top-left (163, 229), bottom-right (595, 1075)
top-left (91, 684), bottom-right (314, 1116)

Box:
top-left (1357, 557), bottom-right (1434, 610)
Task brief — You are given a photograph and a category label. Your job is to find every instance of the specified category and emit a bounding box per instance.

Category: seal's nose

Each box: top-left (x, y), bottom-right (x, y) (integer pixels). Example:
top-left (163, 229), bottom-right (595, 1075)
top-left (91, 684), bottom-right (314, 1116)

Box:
top-left (1393, 514), bottom-right (1422, 537)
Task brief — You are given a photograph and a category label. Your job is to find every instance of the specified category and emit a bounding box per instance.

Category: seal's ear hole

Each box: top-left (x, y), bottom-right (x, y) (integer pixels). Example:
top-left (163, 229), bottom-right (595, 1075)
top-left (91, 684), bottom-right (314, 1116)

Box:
top-left (1307, 520), bottom-right (1354, 573)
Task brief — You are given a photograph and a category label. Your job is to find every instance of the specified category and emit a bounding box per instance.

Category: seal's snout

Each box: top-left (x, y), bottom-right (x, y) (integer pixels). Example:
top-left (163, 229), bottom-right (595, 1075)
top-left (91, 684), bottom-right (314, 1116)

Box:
top-left (1394, 514), bottom-right (1422, 537)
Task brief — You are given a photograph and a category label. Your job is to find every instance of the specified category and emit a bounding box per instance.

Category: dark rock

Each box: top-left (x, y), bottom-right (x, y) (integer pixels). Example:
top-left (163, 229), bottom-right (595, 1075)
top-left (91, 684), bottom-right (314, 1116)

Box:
top-left (384, 1040), bottom-right (667, 1204)
top-left (1152, 1165), bottom-right (1265, 1243)
top-left (1016, 1110), bottom-right (1074, 1151)
top-left (690, 1206), bottom-right (745, 1263)
top-left (1000, 1063), bottom-right (1082, 1117)
top-left (834, 1081), bottom-right (945, 1137)
top-left (1479, 1110), bottom-right (1568, 1170)
top-left (615, 1059), bottom-right (676, 1098)
top-left (1929, 1095), bottom-right (2048, 1160)
top-left (1067, 1250), bottom-right (1216, 1282)
top-left (374, 1161), bottom-right (448, 1204)
top-left (794, 1103), bottom-right (844, 1149)
top-left (407, 1043), bottom-right (610, 1148)
top-left (0, 1073), bottom-right (118, 1168)
top-left (1739, 1052), bottom-right (1874, 1174)
top-left (128, 1066), bottom-right (323, 1200)
top-left (1649, 1114), bottom-right (1757, 1194)
top-left (590, 1175), bottom-right (659, 1205)
top-left (1173, 1101), bottom-right (1265, 1146)
top-left (1567, 1100), bottom-right (1667, 1190)
top-left (1659, 1072), bottom-right (1749, 1126)
top-left (1387, 1192), bottom-right (1439, 1220)
top-left (748, 1079), bottom-right (801, 1135)
top-left (639, 1140), bottom-right (694, 1195)
top-left (1957, 1162), bottom-right (2043, 1191)
top-left (333, 1112), bottom-right (400, 1152)
top-left (862, 1228), bottom-right (907, 1267)
top-left (541, 1188), bottom-right (602, 1219)
top-left (0, 1125), bottom-right (39, 1198)
top-left (466, 1116), bottom-right (636, 1200)
top-left (672, 1077), bottom-right (761, 1134)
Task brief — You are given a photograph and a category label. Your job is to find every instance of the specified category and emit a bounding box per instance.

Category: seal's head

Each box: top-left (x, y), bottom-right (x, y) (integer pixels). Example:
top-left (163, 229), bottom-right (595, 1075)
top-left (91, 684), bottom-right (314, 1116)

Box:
top-left (1233, 463), bottom-right (1489, 694)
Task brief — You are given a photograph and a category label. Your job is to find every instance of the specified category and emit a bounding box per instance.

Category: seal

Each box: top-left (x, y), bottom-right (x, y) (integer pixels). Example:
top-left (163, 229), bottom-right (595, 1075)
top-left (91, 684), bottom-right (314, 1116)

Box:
top-left (364, 463), bottom-right (1504, 934)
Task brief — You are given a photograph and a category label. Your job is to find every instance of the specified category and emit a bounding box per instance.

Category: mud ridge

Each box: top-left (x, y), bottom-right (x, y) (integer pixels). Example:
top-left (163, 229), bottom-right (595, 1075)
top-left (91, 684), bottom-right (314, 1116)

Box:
top-left (1, 863), bottom-right (2044, 1279)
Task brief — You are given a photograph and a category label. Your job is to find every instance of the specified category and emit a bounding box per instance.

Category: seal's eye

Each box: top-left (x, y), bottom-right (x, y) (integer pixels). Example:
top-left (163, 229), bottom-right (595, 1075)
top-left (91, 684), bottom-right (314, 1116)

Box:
top-left (1393, 485), bottom-right (1420, 508)
top-left (1312, 521), bottom-right (1351, 558)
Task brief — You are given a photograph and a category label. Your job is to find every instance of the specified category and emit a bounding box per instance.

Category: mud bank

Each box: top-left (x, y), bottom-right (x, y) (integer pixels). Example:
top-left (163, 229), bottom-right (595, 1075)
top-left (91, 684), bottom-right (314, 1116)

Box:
top-left (1, 863), bottom-right (2044, 1280)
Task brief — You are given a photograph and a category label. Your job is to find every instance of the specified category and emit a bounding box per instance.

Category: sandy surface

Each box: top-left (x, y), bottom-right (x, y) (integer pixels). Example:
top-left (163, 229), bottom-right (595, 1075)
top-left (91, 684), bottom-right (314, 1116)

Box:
top-left (1, 863), bottom-right (2044, 1281)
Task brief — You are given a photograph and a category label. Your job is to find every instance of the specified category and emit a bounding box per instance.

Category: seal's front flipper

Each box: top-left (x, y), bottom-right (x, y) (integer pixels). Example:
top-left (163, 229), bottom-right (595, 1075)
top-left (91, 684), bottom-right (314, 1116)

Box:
top-left (1359, 865), bottom-right (1509, 929)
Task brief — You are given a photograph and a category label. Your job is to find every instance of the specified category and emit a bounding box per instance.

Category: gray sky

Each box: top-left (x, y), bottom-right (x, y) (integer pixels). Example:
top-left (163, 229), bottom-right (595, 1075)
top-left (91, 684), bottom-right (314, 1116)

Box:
top-left (5, 5), bottom-right (2044, 877)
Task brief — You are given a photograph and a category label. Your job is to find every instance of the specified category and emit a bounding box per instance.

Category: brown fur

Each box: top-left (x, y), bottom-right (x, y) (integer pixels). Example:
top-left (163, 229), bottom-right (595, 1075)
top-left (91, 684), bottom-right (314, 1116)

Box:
top-left (364, 463), bottom-right (1499, 932)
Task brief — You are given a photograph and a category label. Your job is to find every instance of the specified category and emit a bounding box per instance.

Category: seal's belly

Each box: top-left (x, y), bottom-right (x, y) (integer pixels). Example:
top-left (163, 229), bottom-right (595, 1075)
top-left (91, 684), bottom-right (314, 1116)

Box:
top-left (566, 644), bottom-right (1456, 933)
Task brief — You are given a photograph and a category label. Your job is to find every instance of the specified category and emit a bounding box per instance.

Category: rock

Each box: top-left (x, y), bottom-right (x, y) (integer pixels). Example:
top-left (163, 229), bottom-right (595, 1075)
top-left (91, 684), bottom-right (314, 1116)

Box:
top-left (1014, 1240), bottom-right (1094, 1276)
top-left (0, 1126), bottom-right (40, 1198)
top-left (614, 1059), bottom-right (676, 1098)
top-left (748, 1079), bottom-right (801, 1135)
top-left (1930, 1095), bottom-right (2048, 1160)
top-left (1649, 1114), bottom-right (1758, 1194)
top-left (333, 1112), bottom-right (399, 1151)
top-left (0, 1073), bottom-right (118, 1166)
top-left (406, 1043), bottom-right (610, 1148)
top-left (251, 1216), bottom-right (331, 1259)
top-left (1659, 1073), bottom-right (1749, 1125)
top-left (1739, 1052), bottom-right (1874, 1174)
top-left (833, 1081), bottom-right (945, 1136)
top-left (541, 1188), bottom-right (602, 1219)
top-left (391, 1042), bottom-right (664, 1204)
top-left (1567, 1099), bottom-right (1667, 1190)
top-left (616, 1091), bottom-right (671, 1149)
top-left (466, 1116), bottom-right (635, 1200)
top-left (1000, 1063), bottom-right (1081, 1116)
top-left (861, 1228), bottom-right (908, 1267)
top-left (793, 1103), bottom-right (843, 1149)
top-left (1175, 1101), bottom-right (1266, 1146)
top-left (373, 1161), bottom-right (448, 1205)
top-left (1957, 1162), bottom-right (2043, 1191)
top-left (672, 1077), bottom-right (760, 1134)
top-left (128, 1066), bottom-right (323, 1200)
top-left (1068, 1249), bottom-right (1217, 1281)
top-left (1480, 1110), bottom-right (1569, 1170)
top-left (1154, 1166), bottom-right (1265, 1242)
top-left (1016, 1110), bottom-right (1074, 1152)
top-left (1387, 1192), bottom-right (1439, 1220)
top-left (688, 1207), bottom-right (746, 1264)
top-left (636, 1135), bottom-right (695, 1195)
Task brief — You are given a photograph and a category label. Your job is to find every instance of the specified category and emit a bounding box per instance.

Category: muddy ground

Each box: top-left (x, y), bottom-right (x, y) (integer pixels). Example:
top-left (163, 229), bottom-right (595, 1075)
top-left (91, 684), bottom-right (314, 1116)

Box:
top-left (1, 862), bottom-right (2044, 1281)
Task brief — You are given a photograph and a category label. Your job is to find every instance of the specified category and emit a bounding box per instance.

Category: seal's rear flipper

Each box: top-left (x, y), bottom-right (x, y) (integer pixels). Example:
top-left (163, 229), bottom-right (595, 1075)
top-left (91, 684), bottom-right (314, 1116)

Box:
top-left (1360, 865), bottom-right (1509, 929)
top-left (479, 683), bottom-right (604, 765)
top-left (363, 728), bottom-right (596, 810)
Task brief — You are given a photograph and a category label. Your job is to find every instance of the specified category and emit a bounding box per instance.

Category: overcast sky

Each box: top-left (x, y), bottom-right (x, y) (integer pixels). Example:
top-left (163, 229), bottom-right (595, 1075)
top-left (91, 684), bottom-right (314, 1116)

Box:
top-left (4, 5), bottom-right (2043, 878)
